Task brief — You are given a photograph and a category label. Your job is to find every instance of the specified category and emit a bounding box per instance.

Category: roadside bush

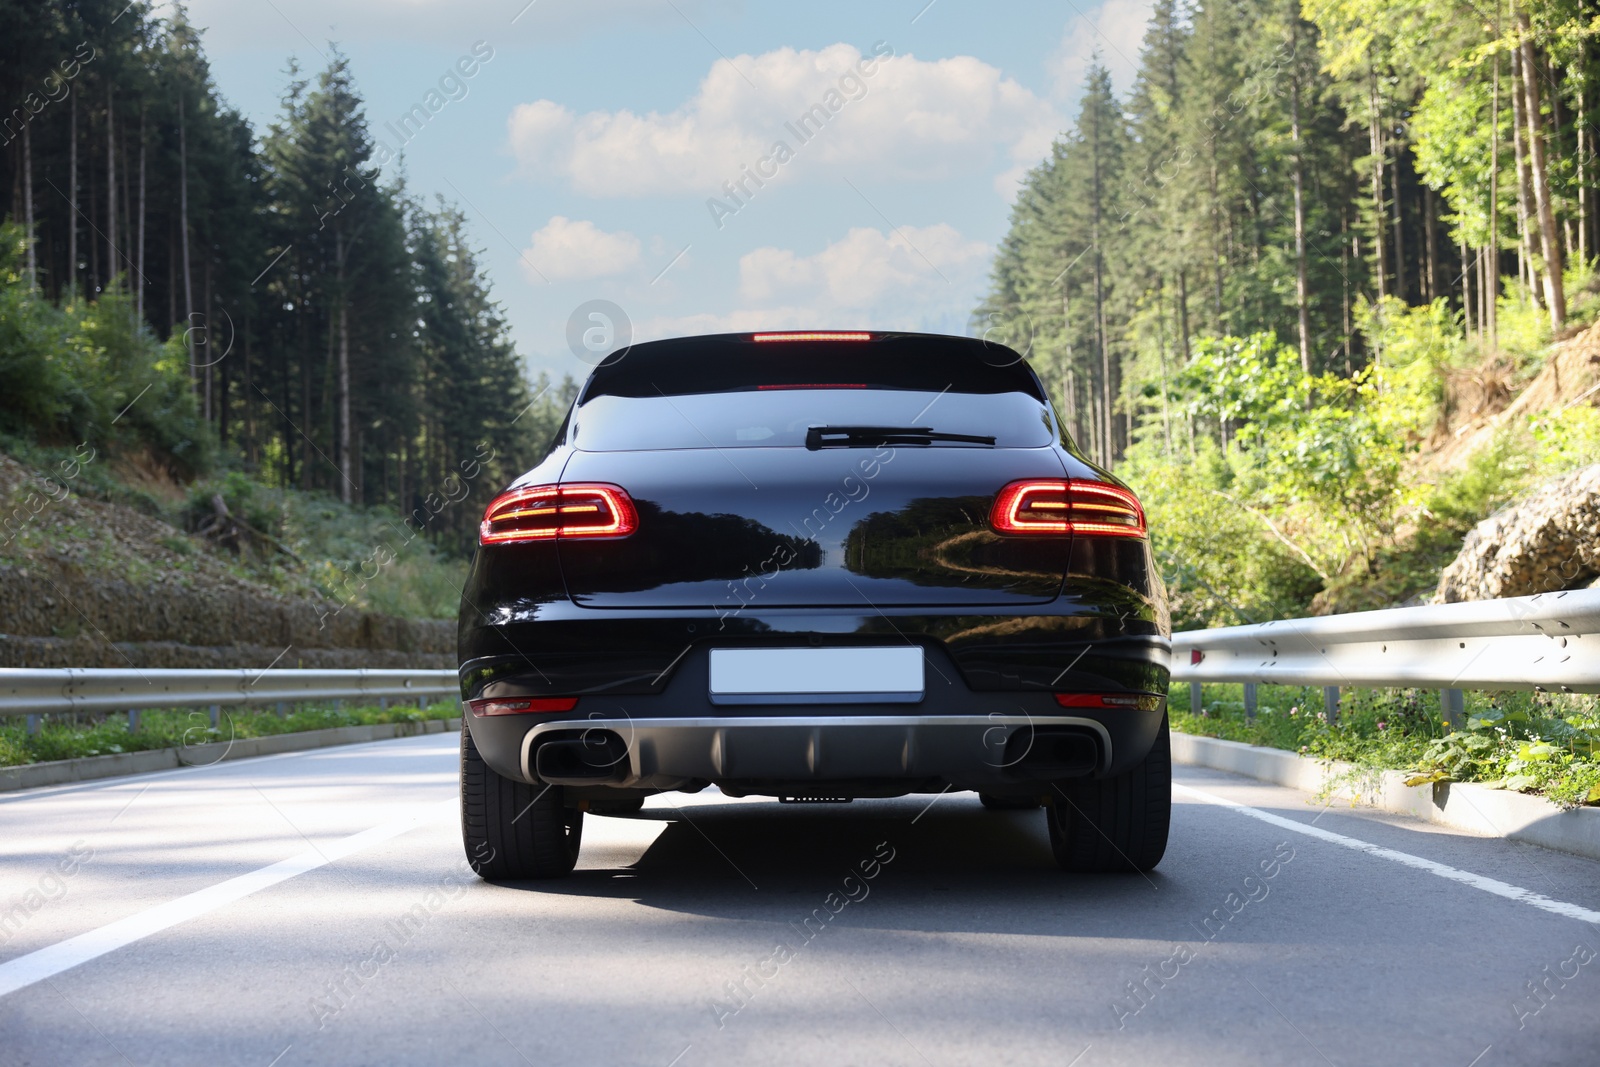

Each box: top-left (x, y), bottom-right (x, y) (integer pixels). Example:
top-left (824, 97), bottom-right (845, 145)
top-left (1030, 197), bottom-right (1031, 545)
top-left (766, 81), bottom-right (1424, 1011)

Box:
top-left (0, 223), bottom-right (213, 477)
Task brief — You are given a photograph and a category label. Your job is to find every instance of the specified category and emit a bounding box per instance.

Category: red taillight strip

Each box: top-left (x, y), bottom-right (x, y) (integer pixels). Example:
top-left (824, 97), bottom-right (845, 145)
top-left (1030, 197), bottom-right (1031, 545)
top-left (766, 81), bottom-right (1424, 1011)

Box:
top-left (755, 383), bottom-right (868, 389)
top-left (751, 332), bottom-right (873, 342)
top-left (990, 479), bottom-right (1147, 538)
top-left (468, 697), bottom-right (579, 716)
top-left (479, 483), bottom-right (639, 545)
top-left (1055, 693), bottom-right (1156, 710)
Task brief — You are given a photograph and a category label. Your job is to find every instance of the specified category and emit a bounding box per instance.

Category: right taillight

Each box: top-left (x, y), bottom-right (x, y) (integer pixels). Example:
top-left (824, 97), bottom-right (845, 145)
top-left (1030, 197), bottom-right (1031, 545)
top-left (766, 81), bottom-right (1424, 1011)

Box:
top-left (480, 483), bottom-right (638, 545)
top-left (990, 479), bottom-right (1146, 538)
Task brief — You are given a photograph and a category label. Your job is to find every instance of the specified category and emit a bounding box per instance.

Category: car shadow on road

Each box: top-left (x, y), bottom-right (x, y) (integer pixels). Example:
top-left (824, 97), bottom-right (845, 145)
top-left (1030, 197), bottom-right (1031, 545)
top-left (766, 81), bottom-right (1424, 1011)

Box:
top-left (488, 794), bottom-right (1192, 938)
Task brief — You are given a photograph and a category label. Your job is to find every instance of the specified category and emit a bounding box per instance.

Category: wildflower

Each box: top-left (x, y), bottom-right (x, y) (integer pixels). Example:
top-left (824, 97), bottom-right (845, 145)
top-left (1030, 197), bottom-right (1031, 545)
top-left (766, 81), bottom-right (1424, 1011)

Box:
top-left (1289, 706), bottom-right (1299, 717)
top-left (1377, 721), bottom-right (1387, 731)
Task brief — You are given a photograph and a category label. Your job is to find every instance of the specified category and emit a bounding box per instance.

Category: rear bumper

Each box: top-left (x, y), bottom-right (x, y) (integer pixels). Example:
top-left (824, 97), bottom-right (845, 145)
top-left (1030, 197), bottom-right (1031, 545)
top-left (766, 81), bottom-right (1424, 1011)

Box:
top-left (461, 607), bottom-right (1168, 797)
top-left (517, 713), bottom-right (1114, 791)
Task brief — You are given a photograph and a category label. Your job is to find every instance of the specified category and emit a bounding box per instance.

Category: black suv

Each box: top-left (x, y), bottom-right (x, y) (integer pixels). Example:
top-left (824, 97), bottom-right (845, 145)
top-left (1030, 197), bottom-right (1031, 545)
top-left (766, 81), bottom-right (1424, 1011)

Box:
top-left (458, 331), bottom-right (1171, 878)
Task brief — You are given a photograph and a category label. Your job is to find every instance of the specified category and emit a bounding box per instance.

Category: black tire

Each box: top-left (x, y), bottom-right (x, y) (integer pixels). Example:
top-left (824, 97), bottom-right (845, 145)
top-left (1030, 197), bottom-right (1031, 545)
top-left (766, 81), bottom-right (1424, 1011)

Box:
top-left (461, 720), bottom-right (583, 879)
top-left (979, 793), bottom-right (1042, 811)
top-left (1046, 714), bottom-right (1170, 873)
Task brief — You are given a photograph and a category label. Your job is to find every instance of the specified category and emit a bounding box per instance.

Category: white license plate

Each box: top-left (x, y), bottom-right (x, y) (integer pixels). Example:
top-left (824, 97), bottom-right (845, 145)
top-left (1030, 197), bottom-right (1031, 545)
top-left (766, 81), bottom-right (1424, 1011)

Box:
top-left (709, 647), bottom-right (924, 704)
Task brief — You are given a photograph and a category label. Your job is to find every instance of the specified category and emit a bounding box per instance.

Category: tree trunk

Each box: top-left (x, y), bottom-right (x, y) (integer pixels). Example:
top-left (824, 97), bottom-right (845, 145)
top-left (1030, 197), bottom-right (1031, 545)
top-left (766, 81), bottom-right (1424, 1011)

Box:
top-left (137, 106), bottom-right (146, 322)
top-left (68, 96), bottom-right (77, 295)
top-left (1461, 234), bottom-right (1474, 338)
top-left (1488, 33), bottom-right (1500, 346)
top-left (1391, 145), bottom-right (1406, 302)
top-left (1423, 183), bottom-right (1438, 303)
top-left (106, 83), bottom-right (116, 290)
top-left (1479, 246), bottom-right (1489, 342)
top-left (338, 284), bottom-right (353, 503)
top-left (120, 100), bottom-right (132, 312)
top-left (1368, 68), bottom-right (1388, 301)
top-left (1510, 44), bottom-right (1541, 307)
top-left (1176, 268), bottom-right (1191, 362)
top-left (203, 257), bottom-right (213, 422)
top-left (21, 125), bottom-right (35, 288)
top-left (167, 218), bottom-right (175, 327)
top-left (1517, 12), bottom-right (1565, 327)
top-left (1091, 100), bottom-right (1110, 465)
top-left (1290, 17), bottom-right (1311, 373)
top-left (179, 97), bottom-right (196, 383)
top-left (88, 138), bottom-right (98, 291)
top-left (1341, 206), bottom-right (1352, 369)
top-left (1579, 50), bottom-right (1589, 269)
top-left (1156, 278), bottom-right (1172, 455)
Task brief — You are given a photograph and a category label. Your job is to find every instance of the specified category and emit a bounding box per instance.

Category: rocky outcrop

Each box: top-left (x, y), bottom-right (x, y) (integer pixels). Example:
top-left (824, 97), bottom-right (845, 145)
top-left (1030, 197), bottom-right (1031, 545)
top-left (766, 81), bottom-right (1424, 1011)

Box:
top-left (1436, 464), bottom-right (1600, 602)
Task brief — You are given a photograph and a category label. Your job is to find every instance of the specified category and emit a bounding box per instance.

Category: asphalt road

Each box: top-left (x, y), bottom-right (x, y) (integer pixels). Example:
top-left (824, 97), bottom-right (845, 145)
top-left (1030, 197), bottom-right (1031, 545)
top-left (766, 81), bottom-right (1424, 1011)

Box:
top-left (2, 731), bottom-right (1598, 1067)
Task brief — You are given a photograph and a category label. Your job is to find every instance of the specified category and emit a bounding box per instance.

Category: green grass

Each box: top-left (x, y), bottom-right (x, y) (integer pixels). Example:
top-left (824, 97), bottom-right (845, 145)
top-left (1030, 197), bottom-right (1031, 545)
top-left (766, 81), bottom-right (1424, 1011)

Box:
top-left (1172, 683), bottom-right (1600, 808)
top-left (0, 700), bottom-right (460, 767)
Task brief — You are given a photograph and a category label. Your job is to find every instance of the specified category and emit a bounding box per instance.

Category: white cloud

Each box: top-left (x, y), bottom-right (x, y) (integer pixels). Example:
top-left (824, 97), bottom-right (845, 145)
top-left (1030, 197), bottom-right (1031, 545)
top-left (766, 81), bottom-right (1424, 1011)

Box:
top-left (521, 216), bottom-right (641, 282)
top-left (739, 225), bottom-right (988, 306)
top-left (633, 223), bottom-right (989, 340)
top-left (176, 0), bottom-right (710, 47)
top-left (1049, 0), bottom-right (1155, 102)
top-left (507, 43), bottom-right (1059, 198)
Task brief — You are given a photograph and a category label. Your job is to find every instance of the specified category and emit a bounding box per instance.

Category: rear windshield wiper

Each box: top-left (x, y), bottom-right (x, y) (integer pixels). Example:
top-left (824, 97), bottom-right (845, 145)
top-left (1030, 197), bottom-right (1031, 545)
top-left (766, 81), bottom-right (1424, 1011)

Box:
top-left (805, 425), bottom-right (997, 450)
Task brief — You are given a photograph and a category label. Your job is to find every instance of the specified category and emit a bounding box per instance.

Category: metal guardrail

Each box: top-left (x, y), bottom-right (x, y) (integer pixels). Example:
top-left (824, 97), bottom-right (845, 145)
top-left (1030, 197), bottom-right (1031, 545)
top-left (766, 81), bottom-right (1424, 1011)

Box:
top-left (0, 668), bottom-right (460, 735)
top-left (1169, 588), bottom-right (1600, 725)
top-left (0, 589), bottom-right (1594, 737)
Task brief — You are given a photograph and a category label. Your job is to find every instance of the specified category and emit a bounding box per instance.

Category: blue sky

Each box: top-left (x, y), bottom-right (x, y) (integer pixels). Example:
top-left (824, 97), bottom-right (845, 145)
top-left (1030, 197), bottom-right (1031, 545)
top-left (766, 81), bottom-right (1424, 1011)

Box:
top-left (180, 0), bottom-right (1154, 382)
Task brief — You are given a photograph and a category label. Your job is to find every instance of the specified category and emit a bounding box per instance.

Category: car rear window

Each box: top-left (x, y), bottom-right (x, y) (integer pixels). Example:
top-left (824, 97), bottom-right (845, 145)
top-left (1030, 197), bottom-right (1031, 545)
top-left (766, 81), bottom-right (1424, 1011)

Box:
top-left (569, 333), bottom-right (1056, 451)
top-left (578, 334), bottom-right (1044, 401)
top-left (572, 389), bottom-right (1056, 451)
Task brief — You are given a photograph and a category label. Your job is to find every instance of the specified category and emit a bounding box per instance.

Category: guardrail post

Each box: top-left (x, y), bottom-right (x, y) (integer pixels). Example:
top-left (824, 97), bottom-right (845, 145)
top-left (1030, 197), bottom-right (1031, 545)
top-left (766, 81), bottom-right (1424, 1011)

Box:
top-left (127, 709), bottom-right (139, 733)
top-left (380, 697), bottom-right (388, 712)
top-left (209, 704), bottom-right (220, 730)
top-left (1243, 683), bottom-right (1258, 723)
top-left (26, 713), bottom-right (40, 736)
top-left (1441, 688), bottom-right (1466, 731)
top-left (418, 694), bottom-right (427, 710)
top-left (1323, 686), bottom-right (1340, 725)
top-left (275, 702), bottom-right (286, 718)
top-left (1189, 682), bottom-right (1202, 716)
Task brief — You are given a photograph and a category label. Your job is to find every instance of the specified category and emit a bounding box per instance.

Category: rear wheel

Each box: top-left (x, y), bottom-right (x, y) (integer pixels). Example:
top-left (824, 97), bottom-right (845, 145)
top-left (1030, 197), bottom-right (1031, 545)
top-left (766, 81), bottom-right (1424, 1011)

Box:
top-left (1046, 715), bottom-right (1170, 873)
top-left (461, 720), bottom-right (584, 879)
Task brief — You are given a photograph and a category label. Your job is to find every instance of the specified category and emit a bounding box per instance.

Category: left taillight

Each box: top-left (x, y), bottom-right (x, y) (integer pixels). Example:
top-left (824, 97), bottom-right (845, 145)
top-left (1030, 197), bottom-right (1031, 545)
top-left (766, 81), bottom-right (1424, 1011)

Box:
top-left (468, 697), bottom-right (579, 716)
top-left (990, 479), bottom-right (1146, 538)
top-left (479, 483), bottom-right (638, 545)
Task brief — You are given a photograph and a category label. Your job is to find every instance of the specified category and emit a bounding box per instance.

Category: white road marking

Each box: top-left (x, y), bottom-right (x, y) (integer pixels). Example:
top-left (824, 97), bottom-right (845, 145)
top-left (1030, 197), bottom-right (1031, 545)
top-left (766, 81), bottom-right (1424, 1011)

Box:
top-left (0, 800), bottom-right (453, 1000)
top-left (1175, 783), bottom-right (1600, 924)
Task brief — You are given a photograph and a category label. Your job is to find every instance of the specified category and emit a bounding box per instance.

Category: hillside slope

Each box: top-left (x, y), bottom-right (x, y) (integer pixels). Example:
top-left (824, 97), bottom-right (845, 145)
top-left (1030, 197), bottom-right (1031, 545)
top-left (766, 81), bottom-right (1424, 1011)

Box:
top-left (0, 454), bottom-right (453, 669)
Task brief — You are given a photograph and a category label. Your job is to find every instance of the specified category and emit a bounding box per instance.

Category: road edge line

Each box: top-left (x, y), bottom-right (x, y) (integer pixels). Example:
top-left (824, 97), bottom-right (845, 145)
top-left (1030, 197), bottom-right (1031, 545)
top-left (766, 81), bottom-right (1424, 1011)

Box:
top-left (1172, 732), bottom-right (1600, 862)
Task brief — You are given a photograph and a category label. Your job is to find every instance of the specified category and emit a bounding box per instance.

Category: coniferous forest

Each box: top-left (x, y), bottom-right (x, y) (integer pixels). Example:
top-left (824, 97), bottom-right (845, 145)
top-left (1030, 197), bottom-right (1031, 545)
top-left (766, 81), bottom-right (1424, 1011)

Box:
top-left (979, 0), bottom-right (1600, 623)
top-left (0, 1), bottom-right (571, 555)
top-left (2, 0), bottom-right (1598, 624)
